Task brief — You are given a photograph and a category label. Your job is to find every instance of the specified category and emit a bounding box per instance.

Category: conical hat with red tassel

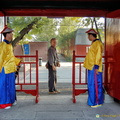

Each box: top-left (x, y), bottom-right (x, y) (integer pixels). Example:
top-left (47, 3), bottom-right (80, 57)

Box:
top-left (85, 28), bottom-right (98, 34)
top-left (0, 25), bottom-right (14, 34)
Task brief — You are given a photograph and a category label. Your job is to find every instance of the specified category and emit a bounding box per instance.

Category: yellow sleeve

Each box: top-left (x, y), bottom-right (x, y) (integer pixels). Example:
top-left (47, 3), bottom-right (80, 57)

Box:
top-left (14, 57), bottom-right (21, 66)
top-left (0, 43), bottom-right (6, 72)
top-left (95, 43), bottom-right (103, 66)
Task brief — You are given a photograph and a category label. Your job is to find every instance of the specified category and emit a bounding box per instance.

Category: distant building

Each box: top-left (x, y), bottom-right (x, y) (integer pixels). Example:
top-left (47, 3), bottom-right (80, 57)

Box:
top-left (75, 28), bottom-right (91, 55)
top-left (0, 17), bottom-right (4, 42)
top-left (14, 41), bottom-right (48, 61)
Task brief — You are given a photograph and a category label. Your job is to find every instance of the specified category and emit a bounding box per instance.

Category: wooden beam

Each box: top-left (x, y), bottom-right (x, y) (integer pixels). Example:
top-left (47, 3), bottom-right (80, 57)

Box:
top-left (107, 9), bottom-right (120, 18)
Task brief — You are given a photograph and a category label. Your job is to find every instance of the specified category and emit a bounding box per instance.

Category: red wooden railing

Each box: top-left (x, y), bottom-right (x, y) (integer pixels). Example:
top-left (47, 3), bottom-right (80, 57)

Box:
top-left (15, 50), bottom-right (39, 103)
top-left (72, 50), bottom-right (105, 103)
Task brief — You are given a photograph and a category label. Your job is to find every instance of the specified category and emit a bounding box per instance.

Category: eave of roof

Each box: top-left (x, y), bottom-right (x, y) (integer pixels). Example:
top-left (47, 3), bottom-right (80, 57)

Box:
top-left (0, 0), bottom-right (120, 17)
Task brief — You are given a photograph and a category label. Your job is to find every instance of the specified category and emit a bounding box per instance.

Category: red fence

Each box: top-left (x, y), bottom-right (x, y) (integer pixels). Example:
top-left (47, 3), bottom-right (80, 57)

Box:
top-left (15, 50), bottom-right (39, 103)
top-left (72, 50), bottom-right (105, 103)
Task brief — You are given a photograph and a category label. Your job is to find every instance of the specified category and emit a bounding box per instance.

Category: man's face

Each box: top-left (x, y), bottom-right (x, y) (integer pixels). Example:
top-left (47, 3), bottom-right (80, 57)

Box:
top-left (88, 34), bottom-right (93, 41)
top-left (51, 39), bottom-right (57, 47)
top-left (6, 32), bottom-right (13, 41)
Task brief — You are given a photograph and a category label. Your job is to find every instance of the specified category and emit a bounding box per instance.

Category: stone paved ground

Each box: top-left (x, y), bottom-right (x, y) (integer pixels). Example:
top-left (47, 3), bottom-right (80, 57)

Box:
top-left (0, 61), bottom-right (120, 120)
top-left (0, 93), bottom-right (120, 120)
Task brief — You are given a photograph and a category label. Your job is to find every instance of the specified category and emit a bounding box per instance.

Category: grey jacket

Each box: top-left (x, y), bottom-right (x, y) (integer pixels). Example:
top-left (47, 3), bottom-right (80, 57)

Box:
top-left (48, 46), bottom-right (59, 66)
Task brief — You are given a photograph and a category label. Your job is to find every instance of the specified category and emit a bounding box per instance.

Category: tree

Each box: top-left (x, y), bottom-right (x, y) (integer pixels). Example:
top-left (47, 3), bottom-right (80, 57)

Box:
top-left (57, 17), bottom-right (83, 59)
top-left (57, 17), bottom-right (105, 61)
top-left (32, 17), bottom-right (57, 42)
top-left (6, 16), bottom-right (104, 58)
top-left (7, 17), bottom-right (57, 47)
top-left (11, 18), bottom-right (41, 47)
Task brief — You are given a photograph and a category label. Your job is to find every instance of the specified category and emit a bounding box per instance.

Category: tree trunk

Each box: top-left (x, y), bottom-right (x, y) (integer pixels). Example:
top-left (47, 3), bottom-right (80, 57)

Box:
top-left (12, 18), bottom-right (41, 47)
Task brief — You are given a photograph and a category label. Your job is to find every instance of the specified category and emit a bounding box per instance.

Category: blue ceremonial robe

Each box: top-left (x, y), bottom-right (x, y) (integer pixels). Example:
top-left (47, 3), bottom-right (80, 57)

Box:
top-left (0, 68), bottom-right (16, 109)
top-left (87, 66), bottom-right (104, 106)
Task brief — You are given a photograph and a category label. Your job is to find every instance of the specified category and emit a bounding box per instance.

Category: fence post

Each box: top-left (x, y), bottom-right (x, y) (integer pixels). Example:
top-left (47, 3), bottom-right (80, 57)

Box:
top-left (36, 50), bottom-right (39, 103)
top-left (72, 50), bottom-right (76, 103)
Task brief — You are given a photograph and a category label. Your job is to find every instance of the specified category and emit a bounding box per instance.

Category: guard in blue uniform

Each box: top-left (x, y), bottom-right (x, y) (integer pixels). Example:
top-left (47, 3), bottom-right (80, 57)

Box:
top-left (0, 26), bottom-right (21, 109)
top-left (83, 29), bottom-right (104, 108)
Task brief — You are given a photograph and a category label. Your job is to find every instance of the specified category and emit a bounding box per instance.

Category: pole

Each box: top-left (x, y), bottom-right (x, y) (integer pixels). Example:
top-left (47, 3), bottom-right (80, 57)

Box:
top-left (93, 17), bottom-right (102, 42)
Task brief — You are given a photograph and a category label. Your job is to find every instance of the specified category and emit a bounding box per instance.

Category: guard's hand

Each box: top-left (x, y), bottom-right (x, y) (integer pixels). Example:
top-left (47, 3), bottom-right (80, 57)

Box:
top-left (95, 69), bottom-right (99, 75)
top-left (52, 65), bottom-right (56, 71)
top-left (18, 58), bottom-right (23, 66)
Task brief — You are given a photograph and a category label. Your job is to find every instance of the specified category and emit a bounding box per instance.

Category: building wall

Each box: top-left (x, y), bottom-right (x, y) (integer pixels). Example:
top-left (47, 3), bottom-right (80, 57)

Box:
top-left (14, 42), bottom-right (48, 61)
top-left (75, 45), bottom-right (90, 55)
top-left (75, 28), bottom-right (91, 55)
top-left (75, 28), bottom-right (91, 45)
top-left (105, 18), bottom-right (120, 100)
top-left (0, 17), bottom-right (4, 42)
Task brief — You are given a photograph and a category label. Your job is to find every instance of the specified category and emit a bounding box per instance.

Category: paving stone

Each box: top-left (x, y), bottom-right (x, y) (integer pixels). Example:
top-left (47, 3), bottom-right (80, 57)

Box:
top-left (35, 111), bottom-right (84, 120)
top-left (0, 62), bottom-right (120, 120)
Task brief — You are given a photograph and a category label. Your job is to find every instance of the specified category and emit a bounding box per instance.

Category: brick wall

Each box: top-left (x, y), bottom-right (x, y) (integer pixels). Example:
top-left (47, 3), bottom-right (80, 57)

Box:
top-left (14, 42), bottom-right (48, 61)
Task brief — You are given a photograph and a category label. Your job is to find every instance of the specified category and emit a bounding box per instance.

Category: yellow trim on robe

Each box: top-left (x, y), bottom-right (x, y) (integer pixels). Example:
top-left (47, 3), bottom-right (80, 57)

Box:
top-left (83, 40), bottom-right (103, 72)
top-left (0, 42), bottom-right (21, 74)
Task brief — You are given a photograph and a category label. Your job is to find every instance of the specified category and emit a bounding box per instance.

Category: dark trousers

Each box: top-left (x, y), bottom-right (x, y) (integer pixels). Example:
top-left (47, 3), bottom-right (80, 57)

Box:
top-left (48, 66), bottom-right (57, 92)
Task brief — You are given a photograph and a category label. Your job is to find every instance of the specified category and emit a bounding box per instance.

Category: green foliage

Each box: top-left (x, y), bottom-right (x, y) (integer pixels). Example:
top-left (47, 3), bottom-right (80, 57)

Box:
top-left (7, 17), bottom-right (57, 43)
top-left (57, 17), bottom-right (83, 58)
top-left (6, 16), bottom-right (104, 58)
top-left (65, 55), bottom-right (72, 62)
top-left (33, 18), bottom-right (57, 42)
top-left (7, 16), bottom-right (104, 45)
top-left (57, 17), bottom-right (105, 61)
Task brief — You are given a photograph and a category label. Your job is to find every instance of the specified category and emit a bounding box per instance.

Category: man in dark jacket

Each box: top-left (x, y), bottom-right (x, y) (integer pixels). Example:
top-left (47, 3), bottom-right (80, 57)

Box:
top-left (47, 38), bottom-right (60, 94)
